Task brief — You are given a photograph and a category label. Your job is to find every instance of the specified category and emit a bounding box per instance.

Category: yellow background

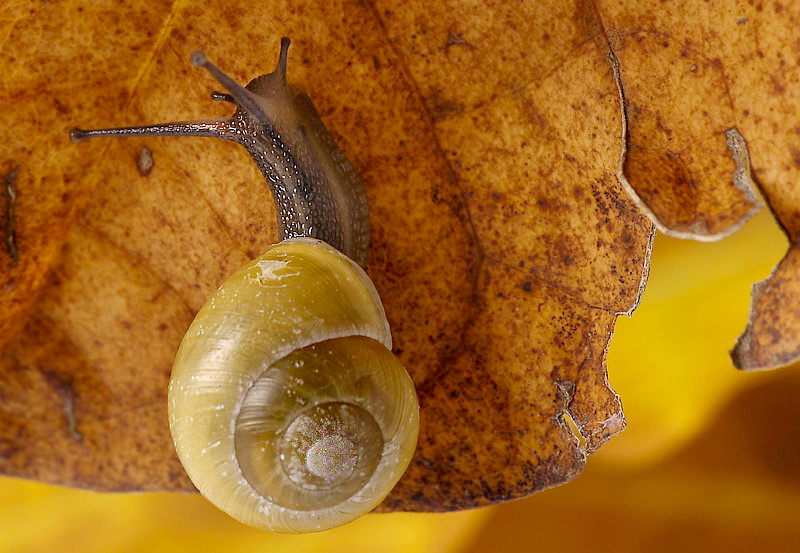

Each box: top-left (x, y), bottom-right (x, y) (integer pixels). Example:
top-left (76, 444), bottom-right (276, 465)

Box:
top-left (2, 210), bottom-right (798, 552)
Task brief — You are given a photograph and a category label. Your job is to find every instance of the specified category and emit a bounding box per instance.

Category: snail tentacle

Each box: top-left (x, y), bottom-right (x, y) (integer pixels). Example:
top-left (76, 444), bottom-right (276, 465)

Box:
top-left (71, 39), bottom-right (368, 266)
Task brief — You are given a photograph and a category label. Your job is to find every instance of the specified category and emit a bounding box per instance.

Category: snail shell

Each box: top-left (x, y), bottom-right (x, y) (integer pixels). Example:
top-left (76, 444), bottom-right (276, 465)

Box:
top-left (72, 39), bottom-right (419, 532)
top-left (170, 238), bottom-right (418, 532)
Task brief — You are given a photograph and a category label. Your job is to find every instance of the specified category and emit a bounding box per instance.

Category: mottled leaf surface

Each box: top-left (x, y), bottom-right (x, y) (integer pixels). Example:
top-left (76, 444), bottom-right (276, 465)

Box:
top-left (0, 0), bottom-right (687, 510)
top-left (593, 0), bottom-right (800, 369)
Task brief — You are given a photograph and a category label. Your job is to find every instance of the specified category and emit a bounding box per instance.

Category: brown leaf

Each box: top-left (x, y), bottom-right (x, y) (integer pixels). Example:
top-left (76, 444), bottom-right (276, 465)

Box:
top-left (732, 247), bottom-right (800, 370)
top-left (591, 1), bottom-right (800, 369)
top-left (465, 368), bottom-right (800, 552)
top-left (0, 1), bottom-right (653, 510)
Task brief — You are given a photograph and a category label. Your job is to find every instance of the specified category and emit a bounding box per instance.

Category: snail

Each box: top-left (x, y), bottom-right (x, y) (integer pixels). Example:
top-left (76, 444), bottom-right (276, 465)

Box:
top-left (71, 38), bottom-right (419, 533)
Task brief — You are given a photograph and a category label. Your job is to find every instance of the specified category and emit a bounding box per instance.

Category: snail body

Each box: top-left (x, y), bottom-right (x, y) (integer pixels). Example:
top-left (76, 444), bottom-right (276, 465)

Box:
top-left (72, 39), bottom-right (419, 533)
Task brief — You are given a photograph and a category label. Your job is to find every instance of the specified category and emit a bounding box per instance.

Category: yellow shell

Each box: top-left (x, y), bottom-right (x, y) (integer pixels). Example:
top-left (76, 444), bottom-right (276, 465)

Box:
top-left (168, 238), bottom-right (419, 533)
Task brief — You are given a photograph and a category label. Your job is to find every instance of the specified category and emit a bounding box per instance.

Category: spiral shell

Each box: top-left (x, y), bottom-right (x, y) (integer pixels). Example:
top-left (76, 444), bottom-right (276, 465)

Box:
top-left (168, 238), bottom-right (419, 533)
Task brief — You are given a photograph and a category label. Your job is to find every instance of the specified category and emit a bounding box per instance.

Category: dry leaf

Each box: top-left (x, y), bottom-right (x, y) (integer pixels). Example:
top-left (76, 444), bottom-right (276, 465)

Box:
top-left (593, 1), bottom-right (800, 369)
top-left (2, 0), bottom-right (679, 511)
top-left (465, 368), bottom-right (800, 552)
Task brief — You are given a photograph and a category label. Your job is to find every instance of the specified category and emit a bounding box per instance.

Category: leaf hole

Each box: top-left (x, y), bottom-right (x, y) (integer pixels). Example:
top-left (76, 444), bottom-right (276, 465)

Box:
top-left (560, 411), bottom-right (587, 451)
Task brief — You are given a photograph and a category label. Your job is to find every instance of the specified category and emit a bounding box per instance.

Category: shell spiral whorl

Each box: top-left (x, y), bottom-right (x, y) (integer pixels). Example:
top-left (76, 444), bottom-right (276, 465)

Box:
top-left (168, 239), bottom-right (419, 533)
